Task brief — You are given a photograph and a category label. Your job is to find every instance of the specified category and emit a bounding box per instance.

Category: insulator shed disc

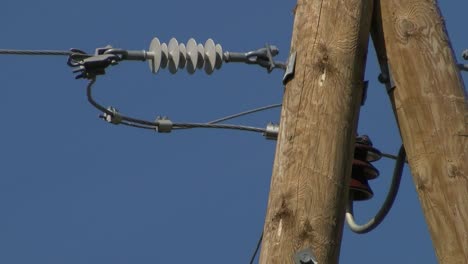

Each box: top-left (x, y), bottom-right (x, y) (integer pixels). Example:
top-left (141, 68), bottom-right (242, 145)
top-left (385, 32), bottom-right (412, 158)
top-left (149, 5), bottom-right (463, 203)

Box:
top-left (168, 38), bottom-right (180, 74)
top-left (179, 43), bottom-right (187, 69)
top-left (149, 38), bottom-right (162, 74)
top-left (204, 39), bottom-right (216, 74)
top-left (160, 43), bottom-right (169, 69)
top-left (186, 38), bottom-right (198, 74)
top-left (215, 44), bottom-right (223, 69)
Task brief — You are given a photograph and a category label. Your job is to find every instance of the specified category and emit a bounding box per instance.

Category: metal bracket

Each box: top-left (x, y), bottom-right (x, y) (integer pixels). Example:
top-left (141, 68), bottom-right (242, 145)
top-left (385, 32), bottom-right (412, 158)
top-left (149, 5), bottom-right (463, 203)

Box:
top-left (283, 52), bottom-right (297, 85)
top-left (294, 248), bottom-right (318, 264)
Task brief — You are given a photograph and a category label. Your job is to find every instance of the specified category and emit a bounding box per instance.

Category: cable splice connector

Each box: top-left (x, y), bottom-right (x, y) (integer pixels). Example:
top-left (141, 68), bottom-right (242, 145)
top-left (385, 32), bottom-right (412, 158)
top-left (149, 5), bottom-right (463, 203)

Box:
top-left (156, 116), bottom-right (173, 133)
top-left (100, 106), bottom-right (122, 125)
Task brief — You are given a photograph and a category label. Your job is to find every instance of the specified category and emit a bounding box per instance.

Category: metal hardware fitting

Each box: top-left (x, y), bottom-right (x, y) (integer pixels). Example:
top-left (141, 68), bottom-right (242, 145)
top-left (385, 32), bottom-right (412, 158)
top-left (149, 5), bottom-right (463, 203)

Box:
top-left (264, 123), bottom-right (279, 140)
top-left (458, 64), bottom-right (468, 71)
top-left (294, 248), bottom-right (318, 264)
top-left (224, 43), bottom-right (286, 73)
top-left (101, 107), bottom-right (122, 125)
top-left (462, 49), bottom-right (468, 60)
top-left (283, 52), bottom-right (296, 85)
top-left (156, 117), bottom-right (173, 133)
top-left (68, 46), bottom-right (121, 79)
top-left (378, 63), bottom-right (396, 93)
top-left (361, 81), bottom-right (369, 106)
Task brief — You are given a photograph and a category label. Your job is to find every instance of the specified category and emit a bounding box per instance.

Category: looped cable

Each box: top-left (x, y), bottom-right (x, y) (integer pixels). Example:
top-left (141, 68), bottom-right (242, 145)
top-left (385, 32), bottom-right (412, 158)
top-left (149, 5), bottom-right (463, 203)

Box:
top-left (345, 145), bottom-right (406, 234)
top-left (86, 78), bottom-right (159, 127)
top-left (85, 78), bottom-right (272, 134)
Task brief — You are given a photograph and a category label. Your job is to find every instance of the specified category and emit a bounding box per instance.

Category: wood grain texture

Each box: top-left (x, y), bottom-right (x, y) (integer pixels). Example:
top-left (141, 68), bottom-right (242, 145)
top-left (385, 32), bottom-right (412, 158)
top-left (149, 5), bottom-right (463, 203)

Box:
top-left (375, 1), bottom-right (468, 263)
top-left (258, 0), bottom-right (373, 263)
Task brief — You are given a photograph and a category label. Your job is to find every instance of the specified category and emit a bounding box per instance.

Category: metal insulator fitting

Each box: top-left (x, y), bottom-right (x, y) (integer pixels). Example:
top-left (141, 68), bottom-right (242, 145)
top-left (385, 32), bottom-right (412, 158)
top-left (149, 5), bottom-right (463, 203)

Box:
top-left (156, 116), bottom-right (173, 133)
top-left (264, 123), bottom-right (279, 140)
top-left (103, 107), bottom-right (122, 125)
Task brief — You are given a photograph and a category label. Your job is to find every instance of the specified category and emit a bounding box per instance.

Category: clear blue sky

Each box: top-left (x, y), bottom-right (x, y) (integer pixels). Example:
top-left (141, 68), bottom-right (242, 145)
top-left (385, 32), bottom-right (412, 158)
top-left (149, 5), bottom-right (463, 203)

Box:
top-left (0, 1), bottom-right (466, 263)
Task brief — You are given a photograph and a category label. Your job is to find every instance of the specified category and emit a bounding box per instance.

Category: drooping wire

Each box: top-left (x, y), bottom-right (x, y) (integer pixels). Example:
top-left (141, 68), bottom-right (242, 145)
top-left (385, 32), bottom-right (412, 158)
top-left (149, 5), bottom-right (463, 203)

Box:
top-left (207, 104), bottom-right (282, 124)
top-left (249, 231), bottom-right (263, 264)
top-left (173, 123), bottom-right (267, 133)
top-left (345, 145), bottom-right (406, 234)
top-left (120, 121), bottom-right (156, 130)
top-left (87, 78), bottom-right (158, 127)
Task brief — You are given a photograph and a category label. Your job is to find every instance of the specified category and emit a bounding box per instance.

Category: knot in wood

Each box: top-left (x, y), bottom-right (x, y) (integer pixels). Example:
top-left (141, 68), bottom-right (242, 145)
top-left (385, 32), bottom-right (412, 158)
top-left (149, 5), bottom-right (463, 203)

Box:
top-left (395, 18), bottom-right (420, 43)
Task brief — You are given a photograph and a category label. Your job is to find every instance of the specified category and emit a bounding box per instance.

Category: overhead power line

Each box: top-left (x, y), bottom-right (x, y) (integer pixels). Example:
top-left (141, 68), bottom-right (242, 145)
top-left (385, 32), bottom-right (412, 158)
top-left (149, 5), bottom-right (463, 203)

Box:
top-left (0, 49), bottom-right (72, 56)
top-left (207, 104), bottom-right (282, 124)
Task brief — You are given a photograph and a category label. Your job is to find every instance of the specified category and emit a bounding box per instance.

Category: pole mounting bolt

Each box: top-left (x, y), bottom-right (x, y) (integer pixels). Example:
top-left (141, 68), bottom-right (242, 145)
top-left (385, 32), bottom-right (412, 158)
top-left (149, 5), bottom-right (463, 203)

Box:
top-left (462, 49), bottom-right (468, 60)
top-left (294, 248), bottom-right (318, 264)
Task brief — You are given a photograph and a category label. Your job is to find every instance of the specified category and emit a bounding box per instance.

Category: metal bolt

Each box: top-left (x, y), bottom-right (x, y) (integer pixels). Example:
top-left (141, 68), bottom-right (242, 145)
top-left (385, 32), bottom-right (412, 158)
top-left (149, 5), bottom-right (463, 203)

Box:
top-left (294, 248), bottom-right (317, 264)
top-left (299, 253), bottom-right (316, 264)
top-left (462, 49), bottom-right (468, 60)
top-left (378, 73), bottom-right (389, 84)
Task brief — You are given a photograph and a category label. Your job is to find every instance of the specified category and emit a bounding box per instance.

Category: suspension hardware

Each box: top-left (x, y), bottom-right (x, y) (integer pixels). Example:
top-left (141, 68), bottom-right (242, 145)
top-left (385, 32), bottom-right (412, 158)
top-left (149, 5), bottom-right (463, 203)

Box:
top-left (68, 46), bottom-right (121, 79)
top-left (68, 37), bottom-right (286, 77)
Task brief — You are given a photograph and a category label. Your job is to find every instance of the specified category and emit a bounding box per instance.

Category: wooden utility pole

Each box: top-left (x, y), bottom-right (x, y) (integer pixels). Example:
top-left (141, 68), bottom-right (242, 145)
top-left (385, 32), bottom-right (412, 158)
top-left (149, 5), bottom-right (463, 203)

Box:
top-left (259, 1), bottom-right (373, 263)
top-left (372, 1), bottom-right (468, 263)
